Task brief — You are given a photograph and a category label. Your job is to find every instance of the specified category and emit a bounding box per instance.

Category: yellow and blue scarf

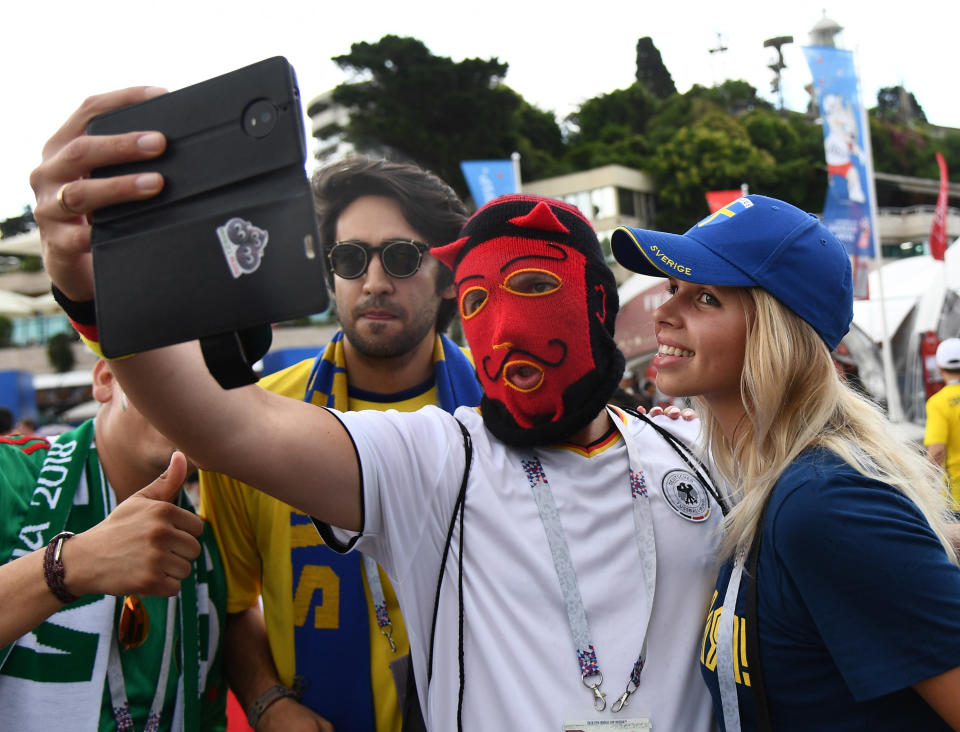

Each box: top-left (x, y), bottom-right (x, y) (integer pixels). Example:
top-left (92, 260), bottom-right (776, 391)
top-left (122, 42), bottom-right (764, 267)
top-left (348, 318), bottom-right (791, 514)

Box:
top-left (292, 330), bottom-right (480, 730)
top-left (303, 330), bottom-right (482, 411)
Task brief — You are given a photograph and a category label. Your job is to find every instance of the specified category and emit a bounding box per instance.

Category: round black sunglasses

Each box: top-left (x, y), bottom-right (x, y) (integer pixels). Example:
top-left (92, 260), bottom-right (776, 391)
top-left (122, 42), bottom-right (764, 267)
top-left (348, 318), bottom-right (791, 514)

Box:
top-left (327, 239), bottom-right (429, 279)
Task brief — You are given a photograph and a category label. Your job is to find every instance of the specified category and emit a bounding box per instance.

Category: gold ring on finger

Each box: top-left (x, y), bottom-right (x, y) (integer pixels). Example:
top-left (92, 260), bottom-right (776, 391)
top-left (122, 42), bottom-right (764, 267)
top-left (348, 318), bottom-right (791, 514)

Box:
top-left (56, 183), bottom-right (81, 217)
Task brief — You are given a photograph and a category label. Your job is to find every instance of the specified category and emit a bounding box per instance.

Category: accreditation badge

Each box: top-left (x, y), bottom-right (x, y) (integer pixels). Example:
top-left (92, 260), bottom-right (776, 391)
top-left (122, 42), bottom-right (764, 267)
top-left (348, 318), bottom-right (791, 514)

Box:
top-left (563, 719), bottom-right (652, 731)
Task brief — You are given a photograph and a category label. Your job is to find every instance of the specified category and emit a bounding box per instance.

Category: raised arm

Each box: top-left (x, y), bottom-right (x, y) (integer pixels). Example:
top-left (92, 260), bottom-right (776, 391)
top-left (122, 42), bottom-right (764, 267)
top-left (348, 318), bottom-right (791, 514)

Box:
top-left (32, 88), bottom-right (363, 529)
top-left (108, 344), bottom-right (362, 528)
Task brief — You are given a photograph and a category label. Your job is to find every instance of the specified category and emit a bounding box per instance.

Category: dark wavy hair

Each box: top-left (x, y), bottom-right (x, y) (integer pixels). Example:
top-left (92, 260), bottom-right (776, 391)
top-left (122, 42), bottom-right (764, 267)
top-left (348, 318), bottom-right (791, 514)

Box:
top-left (311, 155), bottom-right (468, 333)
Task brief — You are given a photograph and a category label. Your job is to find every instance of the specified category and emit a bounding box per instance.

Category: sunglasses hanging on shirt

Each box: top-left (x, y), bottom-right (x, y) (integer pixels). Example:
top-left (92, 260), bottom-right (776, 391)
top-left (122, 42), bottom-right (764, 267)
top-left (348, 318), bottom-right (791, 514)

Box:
top-left (117, 595), bottom-right (150, 650)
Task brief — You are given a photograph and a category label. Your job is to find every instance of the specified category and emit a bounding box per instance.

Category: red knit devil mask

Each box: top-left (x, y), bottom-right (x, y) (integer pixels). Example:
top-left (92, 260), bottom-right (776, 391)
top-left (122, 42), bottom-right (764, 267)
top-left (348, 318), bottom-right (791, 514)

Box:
top-left (433, 195), bottom-right (625, 447)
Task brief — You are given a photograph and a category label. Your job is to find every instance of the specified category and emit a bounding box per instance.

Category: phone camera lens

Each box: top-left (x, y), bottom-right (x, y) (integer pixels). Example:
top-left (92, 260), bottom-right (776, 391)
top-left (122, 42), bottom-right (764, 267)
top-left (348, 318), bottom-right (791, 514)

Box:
top-left (243, 99), bottom-right (277, 138)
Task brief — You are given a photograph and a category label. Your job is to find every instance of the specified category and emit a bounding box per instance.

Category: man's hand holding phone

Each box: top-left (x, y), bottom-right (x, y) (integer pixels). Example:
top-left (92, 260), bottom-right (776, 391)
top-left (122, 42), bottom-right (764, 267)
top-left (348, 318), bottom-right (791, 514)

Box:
top-left (31, 86), bottom-right (168, 302)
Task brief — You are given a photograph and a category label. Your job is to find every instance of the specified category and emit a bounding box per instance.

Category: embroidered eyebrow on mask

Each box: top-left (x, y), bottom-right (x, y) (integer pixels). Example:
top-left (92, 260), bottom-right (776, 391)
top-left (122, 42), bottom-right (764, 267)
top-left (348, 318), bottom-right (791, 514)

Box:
top-left (499, 241), bottom-right (568, 273)
top-left (455, 272), bottom-right (485, 288)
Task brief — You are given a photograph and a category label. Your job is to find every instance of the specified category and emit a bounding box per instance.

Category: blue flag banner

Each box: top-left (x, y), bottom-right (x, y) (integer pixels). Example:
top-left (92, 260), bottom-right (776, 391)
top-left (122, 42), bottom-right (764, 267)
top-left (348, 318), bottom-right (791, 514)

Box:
top-left (460, 159), bottom-right (518, 206)
top-left (803, 45), bottom-right (875, 258)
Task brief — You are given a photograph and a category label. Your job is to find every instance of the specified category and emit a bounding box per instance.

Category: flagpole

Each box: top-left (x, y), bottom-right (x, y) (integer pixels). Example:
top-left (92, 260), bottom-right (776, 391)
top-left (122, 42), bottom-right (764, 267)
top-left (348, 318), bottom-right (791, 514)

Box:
top-left (856, 48), bottom-right (904, 422)
top-left (511, 151), bottom-right (522, 193)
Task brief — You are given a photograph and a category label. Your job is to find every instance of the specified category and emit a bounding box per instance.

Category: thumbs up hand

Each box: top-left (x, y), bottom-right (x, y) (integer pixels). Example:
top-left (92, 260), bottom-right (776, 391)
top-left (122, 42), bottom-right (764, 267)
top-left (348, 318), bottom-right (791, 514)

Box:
top-left (61, 451), bottom-right (205, 598)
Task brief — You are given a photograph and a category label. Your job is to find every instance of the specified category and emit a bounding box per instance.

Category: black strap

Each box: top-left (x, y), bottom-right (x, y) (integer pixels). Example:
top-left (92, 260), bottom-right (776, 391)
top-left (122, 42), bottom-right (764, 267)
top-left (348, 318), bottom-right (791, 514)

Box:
top-left (745, 528), bottom-right (773, 732)
top-left (616, 405), bottom-right (730, 515)
top-left (424, 418), bottom-right (472, 731)
top-left (199, 325), bottom-right (273, 389)
top-left (400, 656), bottom-right (427, 732)
top-left (51, 285), bottom-right (97, 325)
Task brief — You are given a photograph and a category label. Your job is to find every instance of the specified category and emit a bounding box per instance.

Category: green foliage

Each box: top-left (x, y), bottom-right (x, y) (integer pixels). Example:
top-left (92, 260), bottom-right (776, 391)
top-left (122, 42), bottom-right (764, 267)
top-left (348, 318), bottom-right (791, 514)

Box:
top-left (935, 131), bottom-right (960, 182)
top-left (47, 332), bottom-right (76, 373)
top-left (322, 33), bottom-right (951, 234)
top-left (645, 114), bottom-right (776, 231)
top-left (686, 80), bottom-right (773, 116)
top-left (635, 37), bottom-right (676, 99)
top-left (865, 118), bottom-right (960, 183)
top-left (741, 110), bottom-right (800, 157)
top-left (874, 85), bottom-right (927, 125)
top-left (644, 95), bottom-right (696, 146)
top-left (567, 83), bottom-right (659, 143)
top-left (331, 35), bottom-right (562, 201)
top-left (868, 116), bottom-right (957, 181)
top-left (564, 126), bottom-right (650, 172)
top-left (0, 316), bottom-right (11, 347)
top-left (736, 109), bottom-right (825, 211)
top-left (18, 255), bottom-right (43, 272)
top-left (511, 96), bottom-right (569, 182)
top-left (0, 206), bottom-right (35, 239)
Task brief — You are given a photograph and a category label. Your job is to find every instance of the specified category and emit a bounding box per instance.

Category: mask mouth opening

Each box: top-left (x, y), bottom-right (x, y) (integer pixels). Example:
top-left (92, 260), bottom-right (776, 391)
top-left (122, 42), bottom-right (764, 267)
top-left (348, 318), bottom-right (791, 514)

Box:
top-left (504, 360), bottom-right (545, 392)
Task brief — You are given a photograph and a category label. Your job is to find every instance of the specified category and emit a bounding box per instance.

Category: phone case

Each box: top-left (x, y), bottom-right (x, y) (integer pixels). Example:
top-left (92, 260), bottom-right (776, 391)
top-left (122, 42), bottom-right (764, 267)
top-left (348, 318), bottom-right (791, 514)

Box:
top-left (87, 56), bottom-right (328, 359)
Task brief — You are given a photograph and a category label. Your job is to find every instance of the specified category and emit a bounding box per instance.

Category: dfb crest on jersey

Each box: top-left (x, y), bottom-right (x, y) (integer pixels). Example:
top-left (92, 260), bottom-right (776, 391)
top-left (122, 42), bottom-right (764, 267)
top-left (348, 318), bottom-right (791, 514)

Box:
top-left (661, 469), bottom-right (711, 522)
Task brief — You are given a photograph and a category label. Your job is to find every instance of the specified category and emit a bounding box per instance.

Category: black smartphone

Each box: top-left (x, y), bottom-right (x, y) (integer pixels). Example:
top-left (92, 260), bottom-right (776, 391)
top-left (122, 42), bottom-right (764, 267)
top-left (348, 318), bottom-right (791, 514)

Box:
top-left (86, 56), bottom-right (328, 365)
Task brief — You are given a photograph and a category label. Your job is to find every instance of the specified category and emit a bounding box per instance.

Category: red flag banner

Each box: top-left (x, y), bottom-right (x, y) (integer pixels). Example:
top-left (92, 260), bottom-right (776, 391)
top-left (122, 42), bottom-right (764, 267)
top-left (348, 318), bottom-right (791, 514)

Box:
top-left (930, 152), bottom-right (949, 261)
top-left (705, 190), bottom-right (743, 213)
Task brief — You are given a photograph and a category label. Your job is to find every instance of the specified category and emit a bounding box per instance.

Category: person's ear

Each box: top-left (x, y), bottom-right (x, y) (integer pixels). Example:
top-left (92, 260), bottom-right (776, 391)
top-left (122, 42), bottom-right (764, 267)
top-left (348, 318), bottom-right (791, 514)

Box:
top-left (91, 359), bottom-right (114, 404)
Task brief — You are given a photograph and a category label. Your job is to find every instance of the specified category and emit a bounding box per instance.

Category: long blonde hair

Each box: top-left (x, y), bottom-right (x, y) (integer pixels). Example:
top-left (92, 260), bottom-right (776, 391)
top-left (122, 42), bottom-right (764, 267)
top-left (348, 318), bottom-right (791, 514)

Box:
top-left (699, 288), bottom-right (958, 562)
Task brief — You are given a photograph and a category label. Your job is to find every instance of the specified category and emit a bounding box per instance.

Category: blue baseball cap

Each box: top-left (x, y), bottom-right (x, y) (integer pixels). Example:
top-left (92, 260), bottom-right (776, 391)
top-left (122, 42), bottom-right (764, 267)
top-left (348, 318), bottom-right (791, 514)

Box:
top-left (610, 195), bottom-right (853, 350)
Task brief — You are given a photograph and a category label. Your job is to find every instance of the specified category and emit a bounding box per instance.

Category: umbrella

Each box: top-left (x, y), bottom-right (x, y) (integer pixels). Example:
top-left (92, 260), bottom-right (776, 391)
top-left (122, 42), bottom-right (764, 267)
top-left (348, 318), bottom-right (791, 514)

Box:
top-left (0, 289), bottom-right (35, 316)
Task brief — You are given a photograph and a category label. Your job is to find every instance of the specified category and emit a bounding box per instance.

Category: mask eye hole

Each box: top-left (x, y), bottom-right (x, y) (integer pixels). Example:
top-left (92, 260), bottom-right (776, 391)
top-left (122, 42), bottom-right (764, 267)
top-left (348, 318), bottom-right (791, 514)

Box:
top-left (503, 268), bottom-right (561, 296)
top-left (461, 286), bottom-right (488, 319)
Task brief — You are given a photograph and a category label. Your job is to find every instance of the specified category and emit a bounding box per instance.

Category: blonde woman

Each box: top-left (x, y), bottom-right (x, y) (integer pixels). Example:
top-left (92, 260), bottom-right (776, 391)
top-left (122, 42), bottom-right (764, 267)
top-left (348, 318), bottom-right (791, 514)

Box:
top-left (612, 195), bottom-right (960, 731)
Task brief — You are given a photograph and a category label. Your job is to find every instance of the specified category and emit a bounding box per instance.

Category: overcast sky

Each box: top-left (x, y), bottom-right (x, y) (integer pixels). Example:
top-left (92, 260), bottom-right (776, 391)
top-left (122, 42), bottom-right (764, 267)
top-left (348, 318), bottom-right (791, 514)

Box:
top-left (3, 0), bottom-right (957, 220)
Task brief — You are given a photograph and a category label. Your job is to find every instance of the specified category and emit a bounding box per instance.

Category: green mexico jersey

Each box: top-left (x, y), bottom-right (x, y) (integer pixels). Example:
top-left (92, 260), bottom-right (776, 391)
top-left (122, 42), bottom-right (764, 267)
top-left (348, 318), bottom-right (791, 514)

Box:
top-left (0, 426), bottom-right (227, 731)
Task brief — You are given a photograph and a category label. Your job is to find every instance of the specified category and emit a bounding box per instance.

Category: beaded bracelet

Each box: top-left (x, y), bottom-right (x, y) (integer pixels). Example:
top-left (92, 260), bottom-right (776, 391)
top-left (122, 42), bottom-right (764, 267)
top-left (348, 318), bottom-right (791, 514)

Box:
top-left (43, 531), bottom-right (80, 604)
top-left (246, 683), bottom-right (301, 730)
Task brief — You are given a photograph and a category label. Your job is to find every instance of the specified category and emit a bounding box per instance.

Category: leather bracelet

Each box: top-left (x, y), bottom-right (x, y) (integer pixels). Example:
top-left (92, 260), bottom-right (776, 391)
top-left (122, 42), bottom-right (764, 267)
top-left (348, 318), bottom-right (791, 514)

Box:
top-left (43, 531), bottom-right (80, 604)
top-left (246, 683), bottom-right (300, 730)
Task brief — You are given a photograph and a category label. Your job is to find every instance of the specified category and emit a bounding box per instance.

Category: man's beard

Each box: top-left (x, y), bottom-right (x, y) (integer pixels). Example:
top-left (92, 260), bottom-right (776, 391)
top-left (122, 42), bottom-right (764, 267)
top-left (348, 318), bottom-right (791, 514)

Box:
top-left (480, 339), bottom-right (625, 448)
top-left (342, 294), bottom-right (440, 359)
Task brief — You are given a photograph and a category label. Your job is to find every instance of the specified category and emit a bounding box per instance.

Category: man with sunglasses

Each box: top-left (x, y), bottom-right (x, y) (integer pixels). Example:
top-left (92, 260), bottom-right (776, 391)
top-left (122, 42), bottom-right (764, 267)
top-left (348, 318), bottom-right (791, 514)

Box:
top-left (0, 359), bottom-right (226, 731)
top-left (199, 155), bottom-right (482, 731)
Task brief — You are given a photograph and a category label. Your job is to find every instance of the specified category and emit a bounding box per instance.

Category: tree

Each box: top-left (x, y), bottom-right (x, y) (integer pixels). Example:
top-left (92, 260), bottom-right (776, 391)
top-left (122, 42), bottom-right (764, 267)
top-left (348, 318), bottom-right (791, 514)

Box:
top-left (509, 94), bottom-right (569, 183)
top-left (0, 316), bottom-right (11, 348)
top-left (0, 206), bottom-right (35, 239)
top-left (875, 85), bottom-right (927, 125)
top-left (47, 332), bottom-right (76, 373)
top-left (686, 80), bottom-right (773, 116)
top-left (869, 117), bottom-right (930, 177)
top-left (739, 109), bottom-right (826, 211)
top-left (330, 35), bottom-right (562, 201)
top-left (934, 130), bottom-right (960, 183)
top-left (635, 37), bottom-right (676, 99)
top-left (644, 113), bottom-right (776, 231)
top-left (566, 83), bottom-right (659, 142)
top-left (564, 124), bottom-right (650, 172)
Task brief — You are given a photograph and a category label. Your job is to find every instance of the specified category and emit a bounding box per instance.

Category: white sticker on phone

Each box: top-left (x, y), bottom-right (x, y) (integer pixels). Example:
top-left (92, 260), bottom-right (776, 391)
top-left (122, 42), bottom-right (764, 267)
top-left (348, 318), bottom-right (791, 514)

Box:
top-left (217, 216), bottom-right (269, 278)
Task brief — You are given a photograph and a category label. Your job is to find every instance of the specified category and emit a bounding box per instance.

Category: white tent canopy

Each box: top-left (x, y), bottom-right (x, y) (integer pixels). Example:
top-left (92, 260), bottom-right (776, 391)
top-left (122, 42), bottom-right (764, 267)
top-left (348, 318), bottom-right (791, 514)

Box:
top-left (0, 230), bottom-right (42, 257)
top-left (852, 242), bottom-right (960, 343)
top-left (0, 289), bottom-right (38, 316)
top-left (0, 289), bottom-right (62, 318)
